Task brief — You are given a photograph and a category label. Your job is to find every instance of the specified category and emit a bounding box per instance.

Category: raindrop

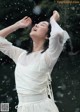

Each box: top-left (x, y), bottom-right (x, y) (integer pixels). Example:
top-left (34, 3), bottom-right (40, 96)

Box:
top-left (20, 11), bottom-right (23, 13)
top-left (17, 8), bottom-right (20, 10)
top-left (9, 5), bottom-right (11, 7)
top-left (17, 2), bottom-right (20, 4)
top-left (16, 40), bottom-right (21, 46)
top-left (56, 91), bottom-right (64, 98)
top-left (75, 108), bottom-right (80, 112)
top-left (2, 80), bottom-right (5, 84)
top-left (13, 88), bottom-right (16, 91)
top-left (5, 18), bottom-right (8, 20)
top-left (25, 9), bottom-right (27, 11)
top-left (58, 84), bottom-right (66, 90)
top-left (72, 95), bottom-right (76, 100)
top-left (6, 96), bottom-right (13, 103)
top-left (67, 91), bottom-right (71, 95)
top-left (10, 66), bottom-right (13, 69)
top-left (71, 7), bottom-right (75, 10)
top-left (14, 3), bottom-right (17, 5)
top-left (1, 93), bottom-right (7, 97)
top-left (0, 58), bottom-right (2, 60)
top-left (4, 75), bottom-right (7, 80)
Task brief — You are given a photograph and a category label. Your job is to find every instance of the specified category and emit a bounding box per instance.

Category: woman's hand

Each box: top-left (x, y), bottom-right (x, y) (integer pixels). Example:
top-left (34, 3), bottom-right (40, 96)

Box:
top-left (50, 10), bottom-right (60, 22)
top-left (14, 16), bottom-right (32, 29)
top-left (0, 16), bottom-right (32, 38)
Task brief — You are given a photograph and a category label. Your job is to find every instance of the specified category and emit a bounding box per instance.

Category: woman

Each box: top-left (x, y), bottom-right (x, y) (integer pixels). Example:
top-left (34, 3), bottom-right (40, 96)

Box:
top-left (0, 11), bottom-right (70, 112)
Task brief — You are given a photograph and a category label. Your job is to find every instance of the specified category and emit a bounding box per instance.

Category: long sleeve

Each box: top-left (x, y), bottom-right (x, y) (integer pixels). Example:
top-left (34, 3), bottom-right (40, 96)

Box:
top-left (0, 36), bottom-right (26, 64)
top-left (43, 19), bottom-right (70, 68)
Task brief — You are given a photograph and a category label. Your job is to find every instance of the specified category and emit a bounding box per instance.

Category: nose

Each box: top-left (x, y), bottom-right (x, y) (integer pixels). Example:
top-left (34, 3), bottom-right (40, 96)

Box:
top-left (35, 24), bottom-right (38, 27)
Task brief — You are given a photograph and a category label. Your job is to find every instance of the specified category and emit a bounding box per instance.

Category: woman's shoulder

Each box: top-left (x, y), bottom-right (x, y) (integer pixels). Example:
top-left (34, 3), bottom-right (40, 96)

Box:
top-left (16, 50), bottom-right (27, 62)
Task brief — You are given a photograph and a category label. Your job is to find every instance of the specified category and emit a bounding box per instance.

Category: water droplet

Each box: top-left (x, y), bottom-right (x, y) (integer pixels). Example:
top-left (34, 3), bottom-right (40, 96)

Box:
top-left (56, 91), bottom-right (64, 98)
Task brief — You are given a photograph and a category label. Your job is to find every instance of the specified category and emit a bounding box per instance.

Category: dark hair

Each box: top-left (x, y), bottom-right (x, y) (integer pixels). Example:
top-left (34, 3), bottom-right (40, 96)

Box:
top-left (26, 22), bottom-right (51, 54)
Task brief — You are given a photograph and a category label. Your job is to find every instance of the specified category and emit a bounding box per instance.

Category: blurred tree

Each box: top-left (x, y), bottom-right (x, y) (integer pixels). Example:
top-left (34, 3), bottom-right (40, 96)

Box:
top-left (0, 0), bottom-right (80, 112)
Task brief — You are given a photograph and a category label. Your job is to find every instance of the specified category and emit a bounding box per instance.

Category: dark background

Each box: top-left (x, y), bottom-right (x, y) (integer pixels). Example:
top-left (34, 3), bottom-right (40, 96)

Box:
top-left (0, 0), bottom-right (80, 112)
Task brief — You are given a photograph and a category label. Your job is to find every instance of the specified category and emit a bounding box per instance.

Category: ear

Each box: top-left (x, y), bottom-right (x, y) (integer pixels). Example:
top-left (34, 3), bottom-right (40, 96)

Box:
top-left (45, 35), bottom-right (48, 39)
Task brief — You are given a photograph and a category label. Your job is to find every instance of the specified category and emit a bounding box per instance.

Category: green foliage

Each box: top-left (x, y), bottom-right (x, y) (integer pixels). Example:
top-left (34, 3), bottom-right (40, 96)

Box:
top-left (0, 1), bottom-right (80, 112)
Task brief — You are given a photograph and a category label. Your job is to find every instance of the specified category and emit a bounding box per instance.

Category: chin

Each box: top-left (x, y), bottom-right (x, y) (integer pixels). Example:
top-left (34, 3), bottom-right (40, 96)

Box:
top-left (30, 31), bottom-right (37, 39)
top-left (30, 32), bottom-right (34, 37)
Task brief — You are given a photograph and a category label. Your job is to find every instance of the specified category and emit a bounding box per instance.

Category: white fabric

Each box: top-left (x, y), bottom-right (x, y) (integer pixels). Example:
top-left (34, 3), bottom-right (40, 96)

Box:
top-left (0, 19), bottom-right (70, 112)
top-left (15, 96), bottom-right (59, 112)
top-left (0, 37), bottom-right (25, 63)
top-left (17, 92), bottom-right (48, 103)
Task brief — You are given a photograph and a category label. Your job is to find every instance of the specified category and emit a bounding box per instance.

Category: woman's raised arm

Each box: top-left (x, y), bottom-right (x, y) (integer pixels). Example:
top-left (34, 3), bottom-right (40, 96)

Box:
top-left (0, 16), bottom-right (32, 37)
top-left (0, 17), bottom-right (32, 64)
top-left (43, 11), bottom-right (70, 68)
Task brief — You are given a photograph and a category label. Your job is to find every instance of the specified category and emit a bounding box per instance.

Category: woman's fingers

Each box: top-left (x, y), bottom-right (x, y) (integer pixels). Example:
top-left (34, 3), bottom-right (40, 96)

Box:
top-left (15, 16), bottom-right (32, 28)
top-left (51, 10), bottom-right (60, 21)
top-left (23, 16), bottom-right (29, 20)
top-left (23, 17), bottom-right (32, 23)
top-left (23, 16), bottom-right (31, 21)
top-left (53, 10), bottom-right (58, 14)
top-left (27, 17), bottom-right (32, 23)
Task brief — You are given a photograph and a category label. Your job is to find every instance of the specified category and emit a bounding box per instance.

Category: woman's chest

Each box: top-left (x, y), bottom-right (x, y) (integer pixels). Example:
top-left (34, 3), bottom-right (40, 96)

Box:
top-left (15, 53), bottom-right (49, 79)
top-left (17, 52), bottom-right (48, 71)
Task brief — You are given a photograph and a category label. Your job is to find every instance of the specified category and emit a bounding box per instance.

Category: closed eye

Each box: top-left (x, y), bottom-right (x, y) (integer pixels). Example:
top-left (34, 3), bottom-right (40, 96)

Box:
top-left (40, 23), bottom-right (47, 27)
top-left (41, 24), bottom-right (45, 26)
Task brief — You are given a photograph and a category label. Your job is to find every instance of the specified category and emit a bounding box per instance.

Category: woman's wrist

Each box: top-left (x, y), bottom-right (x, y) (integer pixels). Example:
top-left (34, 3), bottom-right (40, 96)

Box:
top-left (53, 11), bottom-right (60, 22)
top-left (12, 23), bottom-right (20, 31)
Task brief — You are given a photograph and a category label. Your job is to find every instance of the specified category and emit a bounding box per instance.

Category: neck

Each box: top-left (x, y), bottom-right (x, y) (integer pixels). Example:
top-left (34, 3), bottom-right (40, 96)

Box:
top-left (32, 40), bottom-right (45, 52)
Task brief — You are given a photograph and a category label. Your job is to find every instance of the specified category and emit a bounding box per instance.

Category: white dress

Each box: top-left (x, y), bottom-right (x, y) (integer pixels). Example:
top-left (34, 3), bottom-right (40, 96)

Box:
top-left (0, 19), bottom-right (70, 112)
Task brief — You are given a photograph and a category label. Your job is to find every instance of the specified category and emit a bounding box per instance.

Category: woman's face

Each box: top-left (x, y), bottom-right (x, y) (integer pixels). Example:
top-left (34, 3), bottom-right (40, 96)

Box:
top-left (30, 21), bottom-right (49, 40)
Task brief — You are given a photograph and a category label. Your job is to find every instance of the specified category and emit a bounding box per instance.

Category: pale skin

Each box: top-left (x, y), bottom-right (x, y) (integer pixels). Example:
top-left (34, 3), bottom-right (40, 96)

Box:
top-left (0, 10), bottom-right (60, 52)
